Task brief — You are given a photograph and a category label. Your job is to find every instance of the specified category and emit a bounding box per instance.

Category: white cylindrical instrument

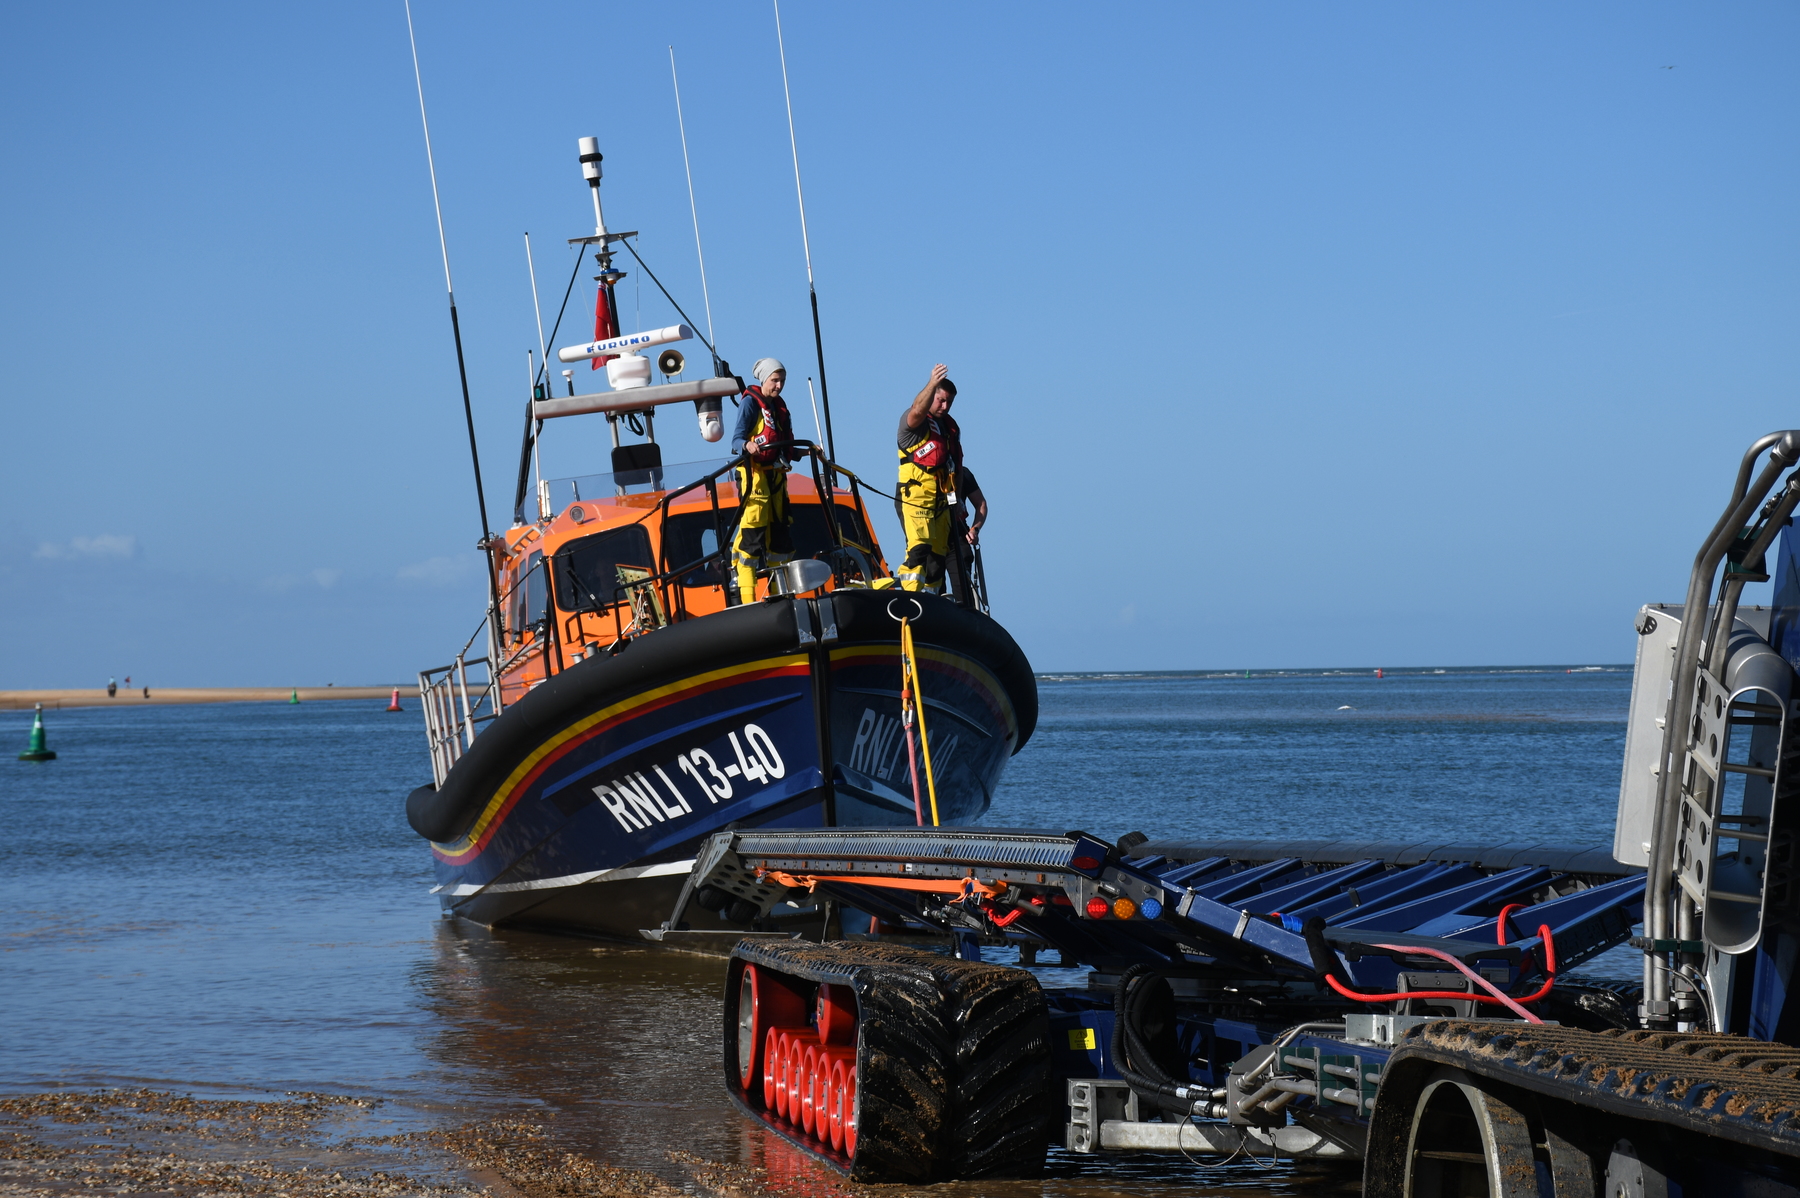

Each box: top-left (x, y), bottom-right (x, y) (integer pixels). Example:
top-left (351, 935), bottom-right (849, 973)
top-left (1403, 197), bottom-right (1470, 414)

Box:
top-left (558, 323), bottom-right (693, 363)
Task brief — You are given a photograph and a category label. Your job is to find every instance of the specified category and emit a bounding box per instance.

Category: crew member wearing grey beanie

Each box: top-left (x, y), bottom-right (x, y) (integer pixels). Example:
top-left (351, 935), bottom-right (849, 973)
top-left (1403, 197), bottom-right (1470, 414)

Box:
top-left (729, 359), bottom-right (801, 602)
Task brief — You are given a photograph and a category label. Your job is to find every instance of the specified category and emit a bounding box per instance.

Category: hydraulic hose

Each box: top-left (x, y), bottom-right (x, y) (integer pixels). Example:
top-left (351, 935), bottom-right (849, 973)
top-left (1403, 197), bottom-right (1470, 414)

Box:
top-left (1110, 966), bottom-right (1203, 1105)
top-left (1315, 925), bottom-right (1558, 1020)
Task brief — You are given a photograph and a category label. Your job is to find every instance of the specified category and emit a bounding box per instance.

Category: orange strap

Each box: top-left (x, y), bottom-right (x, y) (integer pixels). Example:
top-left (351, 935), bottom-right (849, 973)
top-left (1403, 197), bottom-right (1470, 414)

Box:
top-left (762, 869), bottom-right (1007, 900)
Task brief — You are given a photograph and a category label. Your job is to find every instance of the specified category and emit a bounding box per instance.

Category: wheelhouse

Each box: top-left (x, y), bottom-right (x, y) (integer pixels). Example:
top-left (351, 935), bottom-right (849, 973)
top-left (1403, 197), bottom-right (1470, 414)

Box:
top-left (490, 448), bottom-right (888, 707)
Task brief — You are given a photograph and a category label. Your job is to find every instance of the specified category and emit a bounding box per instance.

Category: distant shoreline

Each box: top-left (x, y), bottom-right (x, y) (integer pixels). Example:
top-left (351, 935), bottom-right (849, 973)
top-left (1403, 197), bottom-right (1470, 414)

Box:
top-left (0, 687), bottom-right (404, 711)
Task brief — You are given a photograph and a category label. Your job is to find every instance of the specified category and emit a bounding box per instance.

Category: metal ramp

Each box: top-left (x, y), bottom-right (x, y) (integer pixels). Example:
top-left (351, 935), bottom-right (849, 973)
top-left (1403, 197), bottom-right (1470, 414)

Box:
top-left (659, 826), bottom-right (1644, 1001)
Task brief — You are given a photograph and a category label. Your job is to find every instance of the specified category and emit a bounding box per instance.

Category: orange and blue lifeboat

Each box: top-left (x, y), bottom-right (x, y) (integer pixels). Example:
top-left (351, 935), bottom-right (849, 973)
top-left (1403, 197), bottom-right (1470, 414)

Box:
top-left (405, 451), bottom-right (1036, 937)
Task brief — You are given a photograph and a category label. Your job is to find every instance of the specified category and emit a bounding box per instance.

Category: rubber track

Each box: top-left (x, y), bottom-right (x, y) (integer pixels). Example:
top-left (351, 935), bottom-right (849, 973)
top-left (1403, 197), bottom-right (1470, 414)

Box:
top-left (851, 959), bottom-right (949, 1183)
top-left (1386, 1020), bottom-right (1800, 1157)
top-left (935, 957), bottom-right (1053, 1177)
top-left (728, 940), bottom-right (1050, 1182)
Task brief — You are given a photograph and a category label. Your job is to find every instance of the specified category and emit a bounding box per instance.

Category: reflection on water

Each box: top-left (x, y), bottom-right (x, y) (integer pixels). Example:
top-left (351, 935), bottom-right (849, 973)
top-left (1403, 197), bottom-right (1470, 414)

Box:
top-left (1, 669), bottom-right (1629, 1197)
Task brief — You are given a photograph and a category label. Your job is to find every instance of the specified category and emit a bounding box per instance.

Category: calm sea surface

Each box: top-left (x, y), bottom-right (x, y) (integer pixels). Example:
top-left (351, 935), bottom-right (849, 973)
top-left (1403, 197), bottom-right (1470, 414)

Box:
top-left (0, 667), bottom-right (1632, 1196)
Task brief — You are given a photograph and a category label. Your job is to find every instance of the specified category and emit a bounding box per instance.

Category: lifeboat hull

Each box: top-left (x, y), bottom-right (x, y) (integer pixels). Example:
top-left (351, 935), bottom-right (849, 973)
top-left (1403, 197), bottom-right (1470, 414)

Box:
top-left (406, 589), bottom-right (1036, 939)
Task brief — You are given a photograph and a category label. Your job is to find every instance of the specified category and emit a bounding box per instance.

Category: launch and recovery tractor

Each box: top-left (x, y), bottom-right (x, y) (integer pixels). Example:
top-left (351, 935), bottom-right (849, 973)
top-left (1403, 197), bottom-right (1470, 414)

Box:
top-left (654, 430), bottom-right (1800, 1195)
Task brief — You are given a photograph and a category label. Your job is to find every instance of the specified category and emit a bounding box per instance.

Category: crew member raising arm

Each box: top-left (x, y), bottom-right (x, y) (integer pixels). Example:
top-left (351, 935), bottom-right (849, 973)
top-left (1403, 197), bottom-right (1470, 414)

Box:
top-left (730, 358), bottom-right (801, 603)
top-left (896, 363), bottom-right (984, 594)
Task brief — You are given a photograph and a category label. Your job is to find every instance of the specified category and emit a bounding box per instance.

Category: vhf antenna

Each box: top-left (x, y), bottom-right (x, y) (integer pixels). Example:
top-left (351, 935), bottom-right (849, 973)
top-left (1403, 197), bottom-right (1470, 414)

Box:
top-left (773, 0), bottom-right (835, 461)
top-left (403, 0), bottom-right (502, 627)
top-left (405, 0), bottom-right (490, 544)
top-left (669, 47), bottom-right (721, 375)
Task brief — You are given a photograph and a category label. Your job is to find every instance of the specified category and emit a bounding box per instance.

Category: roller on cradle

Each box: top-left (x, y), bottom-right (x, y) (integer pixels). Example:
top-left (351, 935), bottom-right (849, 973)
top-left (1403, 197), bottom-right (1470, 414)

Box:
top-left (18, 703), bottom-right (56, 761)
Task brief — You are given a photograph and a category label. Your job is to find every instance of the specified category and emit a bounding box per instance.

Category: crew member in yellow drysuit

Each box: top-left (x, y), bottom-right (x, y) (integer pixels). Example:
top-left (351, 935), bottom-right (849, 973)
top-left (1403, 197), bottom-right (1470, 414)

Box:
top-left (730, 358), bottom-right (800, 602)
top-left (896, 363), bottom-right (985, 593)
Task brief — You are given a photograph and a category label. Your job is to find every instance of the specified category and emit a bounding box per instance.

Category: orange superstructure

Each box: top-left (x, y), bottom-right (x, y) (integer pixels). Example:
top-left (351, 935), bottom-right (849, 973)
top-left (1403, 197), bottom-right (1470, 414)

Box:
top-left (489, 457), bottom-right (889, 709)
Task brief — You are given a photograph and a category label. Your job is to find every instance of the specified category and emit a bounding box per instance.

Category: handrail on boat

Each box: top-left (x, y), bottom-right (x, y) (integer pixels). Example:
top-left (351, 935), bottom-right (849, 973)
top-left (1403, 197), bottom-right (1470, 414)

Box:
top-left (547, 442), bottom-right (886, 648)
top-left (419, 444), bottom-right (900, 787)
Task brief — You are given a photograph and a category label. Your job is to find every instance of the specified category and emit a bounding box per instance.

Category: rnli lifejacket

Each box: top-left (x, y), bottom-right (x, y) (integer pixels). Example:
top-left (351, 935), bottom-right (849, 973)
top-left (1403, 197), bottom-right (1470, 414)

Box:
top-left (901, 414), bottom-right (963, 479)
top-left (742, 385), bottom-right (794, 467)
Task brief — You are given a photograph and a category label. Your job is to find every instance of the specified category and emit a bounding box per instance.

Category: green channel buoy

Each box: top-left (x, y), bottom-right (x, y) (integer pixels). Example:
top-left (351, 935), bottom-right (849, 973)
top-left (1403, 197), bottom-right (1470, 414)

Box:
top-left (19, 703), bottom-right (56, 761)
top-left (290, 689), bottom-right (300, 704)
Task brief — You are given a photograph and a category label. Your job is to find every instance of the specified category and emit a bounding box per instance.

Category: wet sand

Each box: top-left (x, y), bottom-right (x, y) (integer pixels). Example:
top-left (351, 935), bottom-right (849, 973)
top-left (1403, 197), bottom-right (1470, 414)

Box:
top-left (1, 688), bottom-right (402, 711)
top-left (0, 1090), bottom-right (694, 1198)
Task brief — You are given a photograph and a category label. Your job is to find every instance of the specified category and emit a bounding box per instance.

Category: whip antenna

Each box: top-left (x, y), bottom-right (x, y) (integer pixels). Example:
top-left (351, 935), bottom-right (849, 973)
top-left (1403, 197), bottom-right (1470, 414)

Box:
top-left (522, 235), bottom-right (550, 517)
top-left (404, 0), bottom-right (502, 667)
top-left (404, 0), bottom-right (492, 546)
top-left (669, 47), bottom-right (720, 373)
top-left (806, 376), bottom-right (823, 446)
top-left (524, 233), bottom-right (552, 390)
top-left (773, 0), bottom-right (835, 460)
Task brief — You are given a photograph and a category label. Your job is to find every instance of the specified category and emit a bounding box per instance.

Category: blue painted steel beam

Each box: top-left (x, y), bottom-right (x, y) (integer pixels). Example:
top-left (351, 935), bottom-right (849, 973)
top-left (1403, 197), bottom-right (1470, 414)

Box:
top-left (1332, 866), bottom-right (1555, 934)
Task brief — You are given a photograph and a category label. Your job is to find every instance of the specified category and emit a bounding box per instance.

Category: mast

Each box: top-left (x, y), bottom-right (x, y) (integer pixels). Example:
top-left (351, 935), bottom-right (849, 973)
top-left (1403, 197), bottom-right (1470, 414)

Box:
top-left (578, 137), bottom-right (626, 378)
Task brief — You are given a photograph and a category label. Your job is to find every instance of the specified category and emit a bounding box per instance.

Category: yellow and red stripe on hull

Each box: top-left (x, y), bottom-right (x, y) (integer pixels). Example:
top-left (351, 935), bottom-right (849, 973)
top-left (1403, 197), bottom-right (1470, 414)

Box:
top-left (827, 644), bottom-right (1016, 744)
top-left (433, 653), bottom-right (810, 865)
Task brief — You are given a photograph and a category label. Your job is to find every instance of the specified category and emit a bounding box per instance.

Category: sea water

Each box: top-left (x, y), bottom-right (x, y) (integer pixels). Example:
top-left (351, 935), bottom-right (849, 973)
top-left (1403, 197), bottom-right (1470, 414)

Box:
top-left (0, 667), bottom-right (1631, 1196)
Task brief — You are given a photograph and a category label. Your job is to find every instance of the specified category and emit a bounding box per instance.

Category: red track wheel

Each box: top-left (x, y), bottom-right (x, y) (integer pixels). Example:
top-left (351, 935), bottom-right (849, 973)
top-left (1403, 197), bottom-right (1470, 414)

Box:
top-left (782, 1030), bottom-right (819, 1125)
top-left (739, 964), bottom-right (809, 1093)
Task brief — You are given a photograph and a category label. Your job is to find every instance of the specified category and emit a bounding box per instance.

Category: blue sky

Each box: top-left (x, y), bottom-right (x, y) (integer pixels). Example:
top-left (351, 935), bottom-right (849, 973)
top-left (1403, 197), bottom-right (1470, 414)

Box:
top-left (2, 2), bottom-right (1796, 686)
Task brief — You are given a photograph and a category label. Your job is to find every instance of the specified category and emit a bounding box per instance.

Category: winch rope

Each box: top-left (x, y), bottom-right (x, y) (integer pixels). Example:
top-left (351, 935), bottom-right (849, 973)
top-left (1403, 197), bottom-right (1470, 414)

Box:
top-left (900, 659), bottom-right (923, 825)
top-left (893, 608), bottom-right (940, 826)
top-left (904, 617), bottom-right (941, 827)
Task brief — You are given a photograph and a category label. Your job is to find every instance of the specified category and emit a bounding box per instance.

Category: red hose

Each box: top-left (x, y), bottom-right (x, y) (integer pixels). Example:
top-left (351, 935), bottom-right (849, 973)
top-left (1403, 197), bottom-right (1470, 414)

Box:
top-left (1322, 924), bottom-right (1556, 1009)
top-left (1495, 903), bottom-right (1528, 946)
top-left (986, 905), bottom-right (1025, 928)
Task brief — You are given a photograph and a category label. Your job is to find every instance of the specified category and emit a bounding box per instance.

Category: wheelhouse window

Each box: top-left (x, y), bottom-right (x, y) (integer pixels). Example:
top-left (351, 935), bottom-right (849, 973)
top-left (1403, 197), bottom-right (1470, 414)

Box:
top-left (662, 500), bottom-right (873, 588)
top-left (554, 526), bottom-right (656, 612)
top-left (663, 511), bottom-right (729, 588)
top-left (833, 504), bottom-right (875, 552)
top-left (790, 502), bottom-right (875, 557)
top-left (507, 549), bottom-right (546, 634)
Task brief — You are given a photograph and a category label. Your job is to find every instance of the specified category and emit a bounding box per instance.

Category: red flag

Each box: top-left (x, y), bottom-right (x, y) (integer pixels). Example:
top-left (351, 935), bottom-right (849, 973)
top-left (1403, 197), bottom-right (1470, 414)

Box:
top-left (591, 285), bottom-right (617, 370)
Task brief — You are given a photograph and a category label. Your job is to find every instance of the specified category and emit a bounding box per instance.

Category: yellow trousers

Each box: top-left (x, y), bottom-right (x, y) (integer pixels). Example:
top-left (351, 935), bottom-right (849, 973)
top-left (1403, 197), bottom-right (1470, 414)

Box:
top-left (732, 464), bottom-right (791, 600)
top-left (896, 464), bottom-right (949, 593)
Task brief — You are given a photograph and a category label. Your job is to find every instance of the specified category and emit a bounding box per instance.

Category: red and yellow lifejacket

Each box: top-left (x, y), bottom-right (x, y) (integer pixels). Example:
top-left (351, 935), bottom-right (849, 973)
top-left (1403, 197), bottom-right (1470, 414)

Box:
top-left (743, 386), bottom-right (794, 467)
top-left (901, 414), bottom-right (963, 479)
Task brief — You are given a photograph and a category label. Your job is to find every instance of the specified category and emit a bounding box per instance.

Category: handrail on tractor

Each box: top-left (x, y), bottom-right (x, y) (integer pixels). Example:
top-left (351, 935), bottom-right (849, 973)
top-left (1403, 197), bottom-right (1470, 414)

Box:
top-left (1644, 430), bottom-right (1800, 1026)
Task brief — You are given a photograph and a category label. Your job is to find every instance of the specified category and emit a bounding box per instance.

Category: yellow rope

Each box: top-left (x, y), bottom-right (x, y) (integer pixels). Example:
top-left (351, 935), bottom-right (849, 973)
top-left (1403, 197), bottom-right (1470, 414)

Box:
top-left (900, 617), bottom-right (941, 826)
